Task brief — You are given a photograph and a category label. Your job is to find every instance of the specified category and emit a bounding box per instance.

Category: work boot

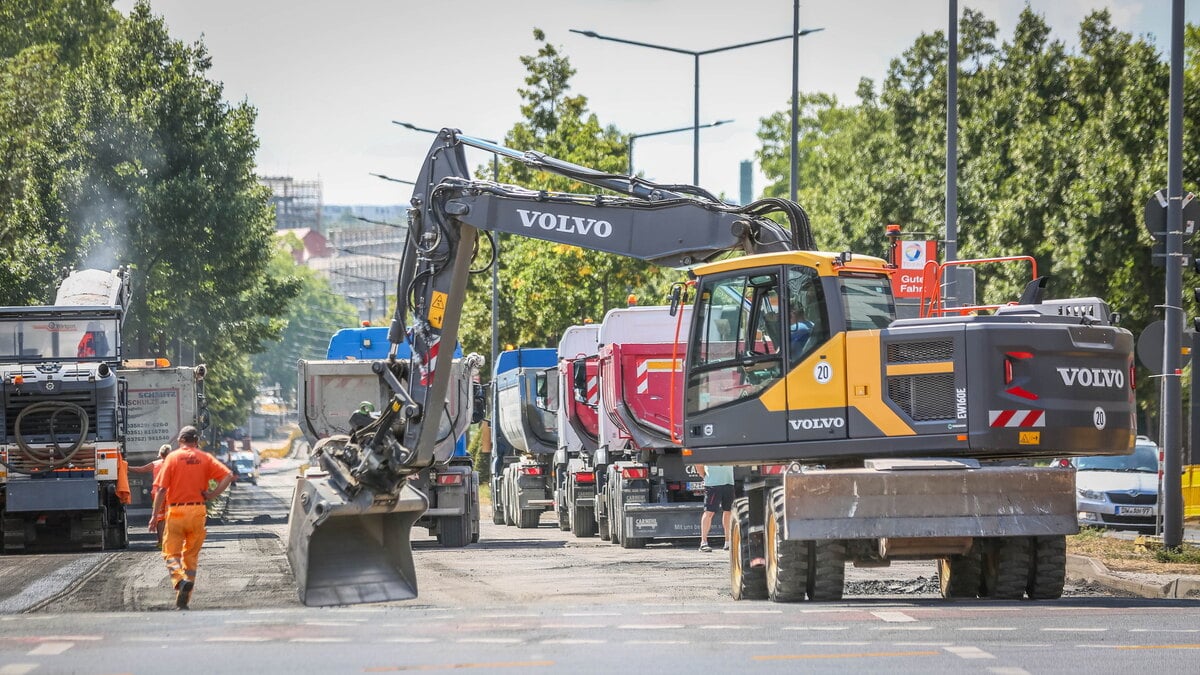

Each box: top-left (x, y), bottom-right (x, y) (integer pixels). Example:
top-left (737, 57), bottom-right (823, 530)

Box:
top-left (175, 580), bottom-right (194, 610)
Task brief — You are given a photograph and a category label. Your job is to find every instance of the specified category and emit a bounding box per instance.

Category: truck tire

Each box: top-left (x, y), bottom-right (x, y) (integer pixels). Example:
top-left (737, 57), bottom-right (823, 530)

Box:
top-left (807, 540), bottom-right (846, 602)
top-left (437, 515), bottom-right (471, 548)
top-left (597, 504), bottom-right (611, 542)
top-left (765, 486), bottom-right (807, 602)
top-left (620, 532), bottom-right (646, 549)
top-left (730, 496), bottom-right (767, 600)
top-left (571, 506), bottom-right (596, 538)
top-left (1026, 535), bottom-right (1066, 600)
top-left (503, 481), bottom-right (516, 526)
top-left (981, 537), bottom-right (1032, 600)
top-left (938, 547), bottom-right (983, 599)
top-left (517, 505), bottom-right (541, 529)
top-left (492, 504), bottom-right (505, 525)
top-left (557, 501), bottom-right (571, 531)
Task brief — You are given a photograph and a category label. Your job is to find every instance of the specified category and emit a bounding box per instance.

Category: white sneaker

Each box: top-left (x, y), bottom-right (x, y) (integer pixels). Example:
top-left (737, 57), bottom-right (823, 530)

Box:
top-left (699, 542), bottom-right (712, 552)
top-left (723, 541), bottom-right (730, 551)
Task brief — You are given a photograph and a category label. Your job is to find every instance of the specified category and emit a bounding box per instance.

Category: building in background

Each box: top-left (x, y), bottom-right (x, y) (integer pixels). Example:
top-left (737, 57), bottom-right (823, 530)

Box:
top-left (306, 216), bottom-right (407, 325)
top-left (260, 176), bottom-right (323, 232)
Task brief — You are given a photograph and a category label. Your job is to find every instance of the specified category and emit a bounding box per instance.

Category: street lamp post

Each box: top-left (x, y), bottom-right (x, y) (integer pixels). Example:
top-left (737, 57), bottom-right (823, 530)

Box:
top-left (572, 27), bottom-right (823, 185)
top-left (628, 119), bottom-right (733, 176)
top-left (393, 120), bottom-right (502, 375)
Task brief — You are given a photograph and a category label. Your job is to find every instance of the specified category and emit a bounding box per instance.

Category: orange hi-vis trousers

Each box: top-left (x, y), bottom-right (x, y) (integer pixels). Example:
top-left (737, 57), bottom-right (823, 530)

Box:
top-left (162, 504), bottom-right (207, 588)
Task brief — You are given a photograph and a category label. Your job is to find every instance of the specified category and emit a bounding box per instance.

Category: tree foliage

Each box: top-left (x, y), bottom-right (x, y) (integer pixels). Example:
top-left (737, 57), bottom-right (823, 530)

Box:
top-left (0, 1), bottom-right (292, 429)
top-left (454, 29), bottom-right (679, 361)
top-left (758, 8), bottom-right (1193, 411)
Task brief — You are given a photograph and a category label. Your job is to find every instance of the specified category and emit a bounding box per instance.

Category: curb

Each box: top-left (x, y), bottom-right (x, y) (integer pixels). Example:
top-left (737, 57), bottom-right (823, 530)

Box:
top-left (1066, 554), bottom-right (1200, 599)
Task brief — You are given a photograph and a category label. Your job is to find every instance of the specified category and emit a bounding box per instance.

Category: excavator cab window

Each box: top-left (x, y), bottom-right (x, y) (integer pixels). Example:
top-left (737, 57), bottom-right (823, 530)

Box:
top-left (786, 266), bottom-right (830, 367)
top-left (688, 269), bottom-right (785, 413)
top-left (839, 273), bottom-right (895, 330)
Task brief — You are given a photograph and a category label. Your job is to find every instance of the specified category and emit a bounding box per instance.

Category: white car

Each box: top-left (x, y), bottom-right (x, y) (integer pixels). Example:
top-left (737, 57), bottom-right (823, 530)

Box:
top-left (1067, 438), bottom-right (1159, 532)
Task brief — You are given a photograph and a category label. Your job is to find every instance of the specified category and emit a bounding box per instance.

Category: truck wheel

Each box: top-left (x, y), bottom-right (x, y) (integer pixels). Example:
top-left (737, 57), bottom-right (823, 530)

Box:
top-left (730, 496), bottom-right (767, 600)
top-left (3, 517), bottom-right (28, 553)
top-left (571, 506), bottom-right (596, 538)
top-left (609, 493), bottom-right (624, 546)
top-left (517, 508), bottom-right (541, 529)
top-left (620, 533), bottom-right (646, 549)
top-left (807, 540), bottom-right (846, 602)
top-left (597, 502), bottom-right (611, 542)
top-left (557, 502), bottom-right (571, 531)
top-left (981, 537), bottom-right (1032, 600)
top-left (492, 504), bottom-right (505, 525)
top-left (937, 547), bottom-right (983, 599)
top-left (503, 482), bottom-right (516, 526)
top-left (437, 515), bottom-right (471, 548)
top-left (765, 486), bottom-right (807, 602)
top-left (1026, 535), bottom-right (1066, 600)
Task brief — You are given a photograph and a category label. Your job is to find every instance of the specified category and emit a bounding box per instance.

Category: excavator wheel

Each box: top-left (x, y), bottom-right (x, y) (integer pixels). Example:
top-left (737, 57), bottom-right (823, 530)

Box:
top-left (938, 546), bottom-right (983, 599)
top-left (730, 496), bottom-right (767, 600)
top-left (765, 487), bottom-right (807, 602)
top-left (981, 537), bottom-right (1032, 600)
top-left (1026, 535), bottom-right (1067, 600)
top-left (807, 540), bottom-right (846, 602)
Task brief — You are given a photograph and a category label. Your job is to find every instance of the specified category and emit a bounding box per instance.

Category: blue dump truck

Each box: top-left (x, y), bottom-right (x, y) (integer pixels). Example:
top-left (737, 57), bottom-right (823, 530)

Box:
top-left (298, 326), bottom-right (483, 547)
top-left (490, 348), bottom-right (559, 529)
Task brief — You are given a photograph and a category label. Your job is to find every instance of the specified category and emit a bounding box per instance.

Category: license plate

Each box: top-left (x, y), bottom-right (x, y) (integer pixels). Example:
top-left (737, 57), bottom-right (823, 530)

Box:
top-left (686, 482), bottom-right (704, 491)
top-left (1117, 506), bottom-right (1153, 516)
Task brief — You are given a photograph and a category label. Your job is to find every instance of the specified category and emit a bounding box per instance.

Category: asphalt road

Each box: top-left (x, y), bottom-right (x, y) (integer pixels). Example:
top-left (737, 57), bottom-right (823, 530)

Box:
top-left (1, 459), bottom-right (1199, 673)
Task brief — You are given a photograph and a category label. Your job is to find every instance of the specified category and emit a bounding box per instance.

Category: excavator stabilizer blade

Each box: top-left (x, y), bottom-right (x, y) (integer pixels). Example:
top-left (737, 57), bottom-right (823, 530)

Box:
top-left (287, 471), bottom-right (428, 606)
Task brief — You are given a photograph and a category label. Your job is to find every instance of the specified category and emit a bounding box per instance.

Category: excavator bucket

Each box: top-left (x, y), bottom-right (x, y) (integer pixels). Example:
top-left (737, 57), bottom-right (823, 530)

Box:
top-left (286, 468), bottom-right (429, 606)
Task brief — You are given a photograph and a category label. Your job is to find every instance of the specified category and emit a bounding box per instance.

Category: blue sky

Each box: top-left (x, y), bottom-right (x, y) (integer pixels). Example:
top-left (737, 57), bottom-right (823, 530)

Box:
top-left (113, 1), bottom-right (1190, 206)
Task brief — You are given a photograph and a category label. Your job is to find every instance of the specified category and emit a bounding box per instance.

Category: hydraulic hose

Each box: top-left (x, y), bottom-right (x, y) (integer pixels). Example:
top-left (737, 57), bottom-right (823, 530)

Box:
top-left (2, 401), bottom-right (91, 475)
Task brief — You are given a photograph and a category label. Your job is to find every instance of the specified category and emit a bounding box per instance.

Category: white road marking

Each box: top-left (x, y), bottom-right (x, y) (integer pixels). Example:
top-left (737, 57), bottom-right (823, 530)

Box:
top-left (457, 638), bottom-right (522, 644)
top-left (1042, 628), bottom-right (1107, 632)
top-left (988, 669), bottom-right (1032, 675)
top-left (616, 624), bottom-right (685, 630)
top-left (289, 638), bottom-right (350, 643)
top-left (782, 626), bottom-right (848, 631)
top-left (542, 639), bottom-right (606, 645)
top-left (0, 665), bottom-right (38, 675)
top-left (959, 627), bottom-right (1017, 632)
top-left (872, 611), bottom-right (917, 623)
top-left (205, 637), bottom-right (270, 642)
top-left (944, 646), bottom-right (996, 660)
top-left (385, 638), bottom-right (436, 644)
top-left (28, 642), bottom-right (72, 656)
top-left (1129, 628), bottom-right (1200, 633)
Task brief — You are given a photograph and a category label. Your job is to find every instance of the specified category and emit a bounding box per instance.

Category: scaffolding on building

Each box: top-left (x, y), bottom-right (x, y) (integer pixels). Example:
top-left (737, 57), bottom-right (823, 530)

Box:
top-left (261, 176), bottom-right (323, 232)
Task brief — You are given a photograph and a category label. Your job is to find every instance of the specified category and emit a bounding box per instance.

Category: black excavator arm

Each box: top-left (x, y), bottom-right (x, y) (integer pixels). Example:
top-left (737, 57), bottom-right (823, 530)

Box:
top-left (384, 128), bottom-right (810, 481)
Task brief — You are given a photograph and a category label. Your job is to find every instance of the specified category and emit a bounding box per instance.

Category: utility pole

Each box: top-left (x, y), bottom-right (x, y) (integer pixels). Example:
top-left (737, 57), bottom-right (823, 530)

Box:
top-left (1161, 0), bottom-right (1185, 549)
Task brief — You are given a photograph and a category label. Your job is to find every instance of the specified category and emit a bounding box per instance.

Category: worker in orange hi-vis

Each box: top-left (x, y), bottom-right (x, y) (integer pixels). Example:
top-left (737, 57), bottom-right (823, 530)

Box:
top-left (149, 426), bottom-right (232, 610)
top-left (131, 444), bottom-right (173, 548)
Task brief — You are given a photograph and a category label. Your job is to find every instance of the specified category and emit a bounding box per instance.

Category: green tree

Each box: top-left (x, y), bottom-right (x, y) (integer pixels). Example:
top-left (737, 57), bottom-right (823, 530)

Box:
top-left (454, 29), bottom-right (678, 361)
top-left (251, 238), bottom-right (358, 402)
top-left (0, 1), bottom-right (293, 429)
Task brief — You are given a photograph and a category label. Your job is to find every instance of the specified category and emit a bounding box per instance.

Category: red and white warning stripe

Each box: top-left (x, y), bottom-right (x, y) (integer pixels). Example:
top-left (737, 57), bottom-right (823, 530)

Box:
top-left (636, 359), bottom-right (681, 394)
top-left (988, 409), bottom-right (1045, 428)
top-left (587, 374), bottom-right (599, 405)
top-left (420, 338), bottom-right (441, 386)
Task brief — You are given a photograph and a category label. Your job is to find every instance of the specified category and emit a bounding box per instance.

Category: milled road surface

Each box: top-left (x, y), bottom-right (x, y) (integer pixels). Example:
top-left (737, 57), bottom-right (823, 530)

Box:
top-left (1, 456), bottom-right (1115, 615)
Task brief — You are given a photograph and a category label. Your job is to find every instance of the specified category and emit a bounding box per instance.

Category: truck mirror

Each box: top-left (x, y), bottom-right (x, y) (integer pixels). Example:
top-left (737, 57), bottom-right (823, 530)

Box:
top-left (471, 382), bottom-right (487, 424)
top-left (534, 371), bottom-right (549, 411)
top-left (573, 360), bottom-right (588, 402)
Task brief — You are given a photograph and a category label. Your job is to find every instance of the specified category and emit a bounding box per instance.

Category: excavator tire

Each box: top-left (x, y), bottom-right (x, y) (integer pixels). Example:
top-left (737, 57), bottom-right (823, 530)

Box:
top-left (1026, 535), bottom-right (1067, 600)
top-left (730, 496), bottom-right (767, 600)
top-left (765, 487), bottom-right (807, 602)
top-left (571, 506), bottom-right (596, 538)
top-left (807, 540), bottom-right (846, 602)
top-left (938, 546), bottom-right (983, 599)
top-left (981, 537), bottom-right (1032, 600)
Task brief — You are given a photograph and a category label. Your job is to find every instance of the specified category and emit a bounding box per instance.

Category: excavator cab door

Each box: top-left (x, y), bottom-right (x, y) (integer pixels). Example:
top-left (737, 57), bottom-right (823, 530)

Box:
top-left (683, 268), bottom-right (789, 448)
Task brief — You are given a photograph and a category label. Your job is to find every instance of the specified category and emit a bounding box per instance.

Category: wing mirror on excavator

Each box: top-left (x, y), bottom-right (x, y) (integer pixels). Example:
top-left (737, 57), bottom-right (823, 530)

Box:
top-left (668, 282), bottom-right (685, 316)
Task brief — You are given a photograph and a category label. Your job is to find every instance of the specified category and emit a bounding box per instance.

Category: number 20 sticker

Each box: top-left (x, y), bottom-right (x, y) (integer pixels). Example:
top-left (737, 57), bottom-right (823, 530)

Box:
top-left (813, 361), bottom-right (833, 384)
top-left (1093, 407), bottom-right (1106, 430)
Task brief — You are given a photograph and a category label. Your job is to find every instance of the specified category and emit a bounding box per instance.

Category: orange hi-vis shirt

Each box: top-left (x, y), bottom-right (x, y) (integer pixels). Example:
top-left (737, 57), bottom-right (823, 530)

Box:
top-left (153, 447), bottom-right (231, 506)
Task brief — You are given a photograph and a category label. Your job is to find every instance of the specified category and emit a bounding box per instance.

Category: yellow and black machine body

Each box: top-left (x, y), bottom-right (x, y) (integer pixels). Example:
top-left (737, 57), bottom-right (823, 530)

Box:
top-left (286, 128), bottom-right (1135, 605)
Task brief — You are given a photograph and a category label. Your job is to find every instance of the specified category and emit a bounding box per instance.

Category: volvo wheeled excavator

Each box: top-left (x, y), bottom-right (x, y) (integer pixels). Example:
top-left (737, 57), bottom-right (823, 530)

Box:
top-left (286, 128), bottom-right (1135, 605)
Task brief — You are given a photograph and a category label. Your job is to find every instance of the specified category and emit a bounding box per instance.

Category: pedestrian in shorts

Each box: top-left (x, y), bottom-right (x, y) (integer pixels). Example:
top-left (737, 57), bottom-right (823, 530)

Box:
top-left (697, 464), bottom-right (734, 552)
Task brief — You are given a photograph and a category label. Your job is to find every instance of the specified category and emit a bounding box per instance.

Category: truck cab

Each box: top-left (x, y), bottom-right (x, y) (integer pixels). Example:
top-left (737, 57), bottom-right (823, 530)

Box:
top-left (491, 348), bottom-right (558, 529)
top-left (554, 325), bottom-right (600, 537)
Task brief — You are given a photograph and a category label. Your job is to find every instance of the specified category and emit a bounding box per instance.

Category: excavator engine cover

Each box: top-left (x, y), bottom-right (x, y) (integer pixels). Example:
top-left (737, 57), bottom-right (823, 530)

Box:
top-left (287, 458), bottom-right (428, 606)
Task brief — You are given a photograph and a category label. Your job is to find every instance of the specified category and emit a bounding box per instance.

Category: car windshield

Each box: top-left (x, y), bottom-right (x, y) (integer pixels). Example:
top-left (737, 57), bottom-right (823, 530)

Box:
top-left (234, 460), bottom-right (254, 470)
top-left (1075, 444), bottom-right (1158, 472)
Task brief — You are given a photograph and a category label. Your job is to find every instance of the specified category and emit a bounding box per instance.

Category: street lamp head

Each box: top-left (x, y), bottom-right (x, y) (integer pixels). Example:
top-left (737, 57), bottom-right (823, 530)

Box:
top-left (798, 27), bottom-right (825, 37)
top-left (571, 29), bottom-right (600, 38)
top-left (713, 119), bottom-right (734, 128)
